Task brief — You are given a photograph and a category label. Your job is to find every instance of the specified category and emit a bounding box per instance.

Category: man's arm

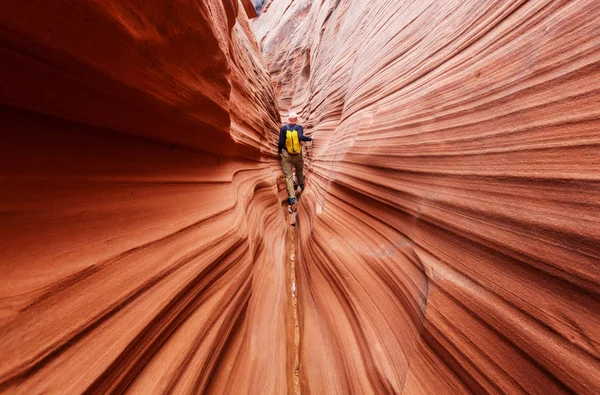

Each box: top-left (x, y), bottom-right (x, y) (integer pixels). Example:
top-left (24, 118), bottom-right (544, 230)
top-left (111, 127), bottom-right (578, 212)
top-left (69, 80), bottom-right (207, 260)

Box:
top-left (278, 125), bottom-right (286, 153)
top-left (298, 125), bottom-right (312, 141)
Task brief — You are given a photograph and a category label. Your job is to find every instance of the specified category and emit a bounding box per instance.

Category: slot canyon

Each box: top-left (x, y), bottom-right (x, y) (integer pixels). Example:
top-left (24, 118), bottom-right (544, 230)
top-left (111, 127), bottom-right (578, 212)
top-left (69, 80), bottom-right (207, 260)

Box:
top-left (0, 0), bottom-right (599, 393)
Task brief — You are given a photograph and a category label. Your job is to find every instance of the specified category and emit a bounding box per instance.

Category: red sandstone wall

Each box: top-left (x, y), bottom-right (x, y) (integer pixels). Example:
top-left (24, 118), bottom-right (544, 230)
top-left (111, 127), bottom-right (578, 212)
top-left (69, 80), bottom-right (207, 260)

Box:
top-left (255, 0), bottom-right (600, 393)
top-left (2, 0), bottom-right (599, 393)
top-left (0, 1), bottom-right (290, 393)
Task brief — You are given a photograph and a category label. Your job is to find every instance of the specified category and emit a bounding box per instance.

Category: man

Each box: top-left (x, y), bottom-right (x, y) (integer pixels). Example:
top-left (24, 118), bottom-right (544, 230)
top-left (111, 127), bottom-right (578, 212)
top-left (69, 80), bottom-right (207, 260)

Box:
top-left (278, 112), bottom-right (312, 207)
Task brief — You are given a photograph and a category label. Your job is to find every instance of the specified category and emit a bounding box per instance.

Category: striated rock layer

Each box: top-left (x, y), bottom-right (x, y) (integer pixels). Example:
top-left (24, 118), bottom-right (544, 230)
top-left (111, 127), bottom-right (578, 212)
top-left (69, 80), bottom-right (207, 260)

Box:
top-left (255, 0), bottom-right (600, 393)
top-left (0, 1), bottom-right (291, 393)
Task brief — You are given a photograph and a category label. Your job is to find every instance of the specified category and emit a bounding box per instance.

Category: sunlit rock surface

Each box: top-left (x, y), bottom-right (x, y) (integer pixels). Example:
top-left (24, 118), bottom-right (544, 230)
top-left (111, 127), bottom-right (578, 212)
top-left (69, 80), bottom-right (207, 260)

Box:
top-left (0, 1), bottom-right (290, 393)
top-left (255, 0), bottom-right (600, 393)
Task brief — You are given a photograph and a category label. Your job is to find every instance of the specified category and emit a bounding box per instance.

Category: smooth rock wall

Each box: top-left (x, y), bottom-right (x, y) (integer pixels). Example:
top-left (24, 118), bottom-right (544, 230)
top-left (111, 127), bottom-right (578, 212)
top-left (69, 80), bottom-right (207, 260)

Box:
top-left (0, 1), bottom-right (289, 393)
top-left (255, 0), bottom-right (600, 393)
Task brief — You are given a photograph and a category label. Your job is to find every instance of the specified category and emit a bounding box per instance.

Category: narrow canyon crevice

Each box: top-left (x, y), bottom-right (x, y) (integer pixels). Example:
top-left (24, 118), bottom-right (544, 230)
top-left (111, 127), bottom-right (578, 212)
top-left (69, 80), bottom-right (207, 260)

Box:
top-left (1, 0), bottom-right (599, 394)
top-left (287, 224), bottom-right (301, 395)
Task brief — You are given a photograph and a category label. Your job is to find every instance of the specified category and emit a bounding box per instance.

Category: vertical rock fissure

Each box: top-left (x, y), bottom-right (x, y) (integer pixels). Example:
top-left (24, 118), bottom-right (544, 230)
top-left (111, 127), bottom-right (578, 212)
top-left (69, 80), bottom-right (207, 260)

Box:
top-left (288, 224), bottom-right (301, 395)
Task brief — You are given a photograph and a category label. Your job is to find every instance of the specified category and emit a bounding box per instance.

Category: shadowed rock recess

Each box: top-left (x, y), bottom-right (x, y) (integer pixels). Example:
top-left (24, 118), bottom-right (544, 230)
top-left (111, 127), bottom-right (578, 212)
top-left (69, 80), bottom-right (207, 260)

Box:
top-left (0, 0), bottom-right (598, 394)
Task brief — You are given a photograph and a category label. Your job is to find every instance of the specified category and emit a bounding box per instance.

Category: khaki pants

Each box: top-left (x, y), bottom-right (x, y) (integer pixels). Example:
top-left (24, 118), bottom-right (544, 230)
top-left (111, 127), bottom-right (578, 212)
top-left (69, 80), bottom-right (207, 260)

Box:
top-left (281, 150), bottom-right (304, 199)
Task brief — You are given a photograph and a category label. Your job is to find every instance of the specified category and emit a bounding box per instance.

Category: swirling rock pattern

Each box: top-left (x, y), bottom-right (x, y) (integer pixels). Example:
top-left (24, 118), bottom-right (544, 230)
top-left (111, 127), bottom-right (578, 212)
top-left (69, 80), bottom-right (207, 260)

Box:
top-left (0, 1), bottom-right (291, 393)
top-left (255, 0), bottom-right (600, 393)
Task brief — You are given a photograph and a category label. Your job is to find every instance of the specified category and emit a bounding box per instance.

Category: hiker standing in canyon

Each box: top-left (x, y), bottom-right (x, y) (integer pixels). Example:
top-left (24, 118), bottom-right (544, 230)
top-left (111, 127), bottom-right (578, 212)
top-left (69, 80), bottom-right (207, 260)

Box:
top-left (278, 112), bottom-right (312, 210)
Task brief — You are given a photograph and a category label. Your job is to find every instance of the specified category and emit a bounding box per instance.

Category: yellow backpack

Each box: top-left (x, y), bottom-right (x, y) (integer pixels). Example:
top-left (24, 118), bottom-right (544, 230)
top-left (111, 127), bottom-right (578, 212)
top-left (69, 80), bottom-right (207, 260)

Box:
top-left (285, 125), bottom-right (301, 154)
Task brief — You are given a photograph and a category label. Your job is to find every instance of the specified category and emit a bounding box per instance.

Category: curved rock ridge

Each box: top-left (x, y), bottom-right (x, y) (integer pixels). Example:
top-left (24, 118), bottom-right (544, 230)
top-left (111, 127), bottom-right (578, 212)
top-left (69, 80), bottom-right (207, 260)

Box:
top-left (0, 1), bottom-right (291, 393)
top-left (255, 0), bottom-right (600, 393)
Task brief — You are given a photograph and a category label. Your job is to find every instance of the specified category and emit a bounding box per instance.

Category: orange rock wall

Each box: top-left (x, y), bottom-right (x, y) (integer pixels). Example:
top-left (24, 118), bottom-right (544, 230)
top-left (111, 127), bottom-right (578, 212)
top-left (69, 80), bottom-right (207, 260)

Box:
top-left (0, 1), bottom-right (290, 393)
top-left (255, 0), bottom-right (600, 393)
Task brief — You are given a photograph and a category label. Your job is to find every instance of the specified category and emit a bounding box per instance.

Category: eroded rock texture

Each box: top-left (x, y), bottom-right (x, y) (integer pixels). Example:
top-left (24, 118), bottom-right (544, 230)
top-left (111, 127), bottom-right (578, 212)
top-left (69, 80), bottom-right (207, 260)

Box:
top-left (0, 1), bottom-right (292, 393)
top-left (255, 0), bottom-right (600, 393)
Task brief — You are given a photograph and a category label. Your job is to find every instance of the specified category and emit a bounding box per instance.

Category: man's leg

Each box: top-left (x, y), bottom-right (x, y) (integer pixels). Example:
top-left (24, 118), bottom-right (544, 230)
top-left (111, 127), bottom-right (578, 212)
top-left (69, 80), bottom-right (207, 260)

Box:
top-left (292, 153), bottom-right (305, 189)
top-left (281, 151), bottom-right (296, 200)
